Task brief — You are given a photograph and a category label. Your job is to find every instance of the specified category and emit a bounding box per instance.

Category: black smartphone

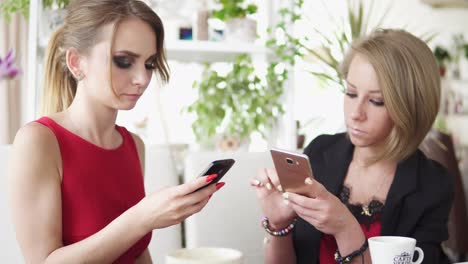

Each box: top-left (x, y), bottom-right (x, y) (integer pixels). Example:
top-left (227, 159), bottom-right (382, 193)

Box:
top-left (194, 158), bottom-right (236, 192)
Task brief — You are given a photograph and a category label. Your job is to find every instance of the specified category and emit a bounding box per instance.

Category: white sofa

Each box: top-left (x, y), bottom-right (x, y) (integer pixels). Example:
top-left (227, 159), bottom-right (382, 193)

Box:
top-left (0, 145), bottom-right (22, 263)
top-left (0, 145), bottom-right (182, 263)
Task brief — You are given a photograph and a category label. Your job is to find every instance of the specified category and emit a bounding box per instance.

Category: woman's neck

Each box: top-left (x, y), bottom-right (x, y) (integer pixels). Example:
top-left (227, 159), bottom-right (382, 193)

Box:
top-left (352, 145), bottom-right (396, 169)
top-left (64, 94), bottom-right (120, 148)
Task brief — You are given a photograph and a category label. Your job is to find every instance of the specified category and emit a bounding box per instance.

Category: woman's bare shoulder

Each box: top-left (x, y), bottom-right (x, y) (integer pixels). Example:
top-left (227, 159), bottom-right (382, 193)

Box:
top-left (11, 121), bottom-right (62, 178)
top-left (13, 121), bottom-right (58, 148)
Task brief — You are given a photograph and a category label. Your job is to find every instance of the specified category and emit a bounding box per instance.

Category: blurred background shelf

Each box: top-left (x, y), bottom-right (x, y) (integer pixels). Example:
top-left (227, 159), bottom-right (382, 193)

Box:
top-left (165, 40), bottom-right (269, 62)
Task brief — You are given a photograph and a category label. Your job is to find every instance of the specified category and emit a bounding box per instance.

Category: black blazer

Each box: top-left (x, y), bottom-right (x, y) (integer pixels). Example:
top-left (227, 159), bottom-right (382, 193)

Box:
top-left (292, 133), bottom-right (454, 264)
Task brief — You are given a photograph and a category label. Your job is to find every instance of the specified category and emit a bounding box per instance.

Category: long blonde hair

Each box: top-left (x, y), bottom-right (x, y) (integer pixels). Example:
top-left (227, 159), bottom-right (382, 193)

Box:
top-left (41, 0), bottom-right (169, 115)
top-left (341, 29), bottom-right (440, 163)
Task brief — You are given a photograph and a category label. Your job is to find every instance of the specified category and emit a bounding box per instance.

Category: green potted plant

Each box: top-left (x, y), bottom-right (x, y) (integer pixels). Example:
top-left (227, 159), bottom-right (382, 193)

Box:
top-left (433, 46), bottom-right (451, 77)
top-left (0, 0), bottom-right (69, 22)
top-left (212, 0), bottom-right (258, 43)
top-left (187, 54), bottom-right (284, 150)
top-left (187, 1), bottom-right (303, 150)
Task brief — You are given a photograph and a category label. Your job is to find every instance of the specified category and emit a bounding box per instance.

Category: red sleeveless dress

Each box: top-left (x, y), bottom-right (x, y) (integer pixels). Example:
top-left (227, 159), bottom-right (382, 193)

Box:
top-left (36, 117), bottom-right (152, 263)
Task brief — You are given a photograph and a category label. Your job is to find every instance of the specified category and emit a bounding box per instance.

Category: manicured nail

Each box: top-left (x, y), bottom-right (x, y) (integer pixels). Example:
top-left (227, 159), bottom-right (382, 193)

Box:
top-left (215, 182), bottom-right (225, 190)
top-left (277, 185), bottom-right (284, 192)
top-left (209, 194), bottom-right (212, 198)
top-left (283, 199), bottom-right (289, 205)
top-left (305, 178), bottom-right (313, 185)
top-left (252, 179), bottom-right (262, 187)
top-left (206, 174), bottom-right (217, 182)
top-left (282, 192), bottom-right (289, 200)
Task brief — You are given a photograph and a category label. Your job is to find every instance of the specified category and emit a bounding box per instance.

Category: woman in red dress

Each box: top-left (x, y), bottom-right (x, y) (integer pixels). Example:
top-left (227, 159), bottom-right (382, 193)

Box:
top-left (8, 1), bottom-right (224, 263)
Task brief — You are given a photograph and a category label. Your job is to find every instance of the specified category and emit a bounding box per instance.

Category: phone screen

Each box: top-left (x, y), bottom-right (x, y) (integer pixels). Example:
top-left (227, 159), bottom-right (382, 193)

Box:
top-left (270, 148), bottom-right (314, 196)
top-left (195, 159), bottom-right (235, 191)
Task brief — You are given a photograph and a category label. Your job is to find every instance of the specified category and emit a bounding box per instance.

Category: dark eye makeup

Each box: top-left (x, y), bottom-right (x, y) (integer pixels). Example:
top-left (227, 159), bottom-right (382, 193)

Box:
top-left (345, 91), bottom-right (385, 106)
top-left (113, 56), bottom-right (132, 69)
top-left (345, 92), bottom-right (358, 98)
top-left (112, 55), bottom-right (157, 70)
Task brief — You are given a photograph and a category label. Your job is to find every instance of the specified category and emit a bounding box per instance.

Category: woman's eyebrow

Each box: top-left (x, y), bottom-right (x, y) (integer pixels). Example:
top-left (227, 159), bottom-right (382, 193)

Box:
top-left (369, 90), bottom-right (382, 94)
top-left (346, 80), bottom-right (356, 88)
top-left (346, 80), bottom-right (381, 93)
top-left (115, 50), bottom-right (157, 60)
top-left (115, 50), bottom-right (139, 57)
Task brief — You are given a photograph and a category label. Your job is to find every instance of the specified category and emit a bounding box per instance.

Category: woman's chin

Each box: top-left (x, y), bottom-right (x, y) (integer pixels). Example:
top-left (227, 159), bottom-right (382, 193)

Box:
top-left (348, 134), bottom-right (370, 147)
top-left (118, 103), bottom-right (137, 111)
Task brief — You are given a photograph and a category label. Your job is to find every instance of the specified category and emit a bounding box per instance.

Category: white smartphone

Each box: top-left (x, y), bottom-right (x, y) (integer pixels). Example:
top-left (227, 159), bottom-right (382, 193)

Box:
top-left (270, 148), bottom-right (314, 196)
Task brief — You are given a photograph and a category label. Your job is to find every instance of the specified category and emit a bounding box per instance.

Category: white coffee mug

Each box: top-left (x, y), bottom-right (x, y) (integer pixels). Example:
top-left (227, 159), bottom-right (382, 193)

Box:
top-left (368, 236), bottom-right (424, 264)
top-left (165, 247), bottom-right (243, 264)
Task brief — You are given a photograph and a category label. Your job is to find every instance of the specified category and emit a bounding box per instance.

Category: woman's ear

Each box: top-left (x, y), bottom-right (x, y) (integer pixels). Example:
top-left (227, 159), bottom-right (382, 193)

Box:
top-left (66, 48), bottom-right (85, 81)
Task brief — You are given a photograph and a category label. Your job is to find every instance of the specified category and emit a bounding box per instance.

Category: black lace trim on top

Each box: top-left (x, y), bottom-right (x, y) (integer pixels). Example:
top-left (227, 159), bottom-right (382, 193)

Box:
top-left (339, 185), bottom-right (385, 231)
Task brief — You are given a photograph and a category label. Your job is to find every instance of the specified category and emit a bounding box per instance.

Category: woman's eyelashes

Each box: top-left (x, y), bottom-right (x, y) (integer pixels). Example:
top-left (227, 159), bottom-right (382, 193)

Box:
top-left (370, 99), bottom-right (384, 106)
top-left (113, 56), bottom-right (132, 69)
top-left (145, 61), bottom-right (156, 70)
top-left (112, 56), bottom-right (156, 70)
top-left (345, 91), bottom-right (384, 106)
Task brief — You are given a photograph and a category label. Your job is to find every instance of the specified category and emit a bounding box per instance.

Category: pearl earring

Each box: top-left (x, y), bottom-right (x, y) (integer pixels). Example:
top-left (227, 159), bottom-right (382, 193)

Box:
top-left (76, 72), bottom-right (84, 81)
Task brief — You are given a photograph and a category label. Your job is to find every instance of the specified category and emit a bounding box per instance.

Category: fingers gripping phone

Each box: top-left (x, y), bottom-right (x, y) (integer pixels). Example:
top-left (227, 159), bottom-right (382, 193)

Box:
top-left (195, 159), bottom-right (235, 192)
top-left (270, 148), bottom-right (314, 196)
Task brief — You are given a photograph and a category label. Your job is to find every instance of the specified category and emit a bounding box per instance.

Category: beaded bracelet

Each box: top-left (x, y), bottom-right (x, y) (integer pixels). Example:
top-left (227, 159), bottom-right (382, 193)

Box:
top-left (261, 216), bottom-right (297, 236)
top-left (334, 239), bottom-right (368, 264)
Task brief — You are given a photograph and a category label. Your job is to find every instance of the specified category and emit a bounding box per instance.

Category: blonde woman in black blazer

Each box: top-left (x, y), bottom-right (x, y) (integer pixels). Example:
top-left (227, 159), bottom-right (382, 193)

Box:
top-left (293, 133), bottom-right (453, 264)
top-left (252, 29), bottom-right (454, 264)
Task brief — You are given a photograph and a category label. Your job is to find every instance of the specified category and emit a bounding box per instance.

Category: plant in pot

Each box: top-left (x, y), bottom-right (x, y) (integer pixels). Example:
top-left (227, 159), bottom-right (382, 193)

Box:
top-left (433, 46), bottom-right (451, 78)
top-left (212, 0), bottom-right (258, 43)
top-left (187, 0), bottom-right (305, 151)
top-left (187, 54), bottom-right (284, 151)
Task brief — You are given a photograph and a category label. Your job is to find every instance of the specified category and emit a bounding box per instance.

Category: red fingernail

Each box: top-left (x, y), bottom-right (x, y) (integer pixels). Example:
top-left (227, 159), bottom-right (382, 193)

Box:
top-left (215, 182), bottom-right (225, 190)
top-left (206, 174), bottom-right (217, 183)
top-left (209, 194), bottom-right (213, 198)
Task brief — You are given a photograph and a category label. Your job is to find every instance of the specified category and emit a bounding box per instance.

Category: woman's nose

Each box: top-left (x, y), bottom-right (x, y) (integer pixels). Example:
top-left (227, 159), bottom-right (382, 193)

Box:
top-left (132, 66), bottom-right (151, 87)
top-left (351, 101), bottom-right (366, 121)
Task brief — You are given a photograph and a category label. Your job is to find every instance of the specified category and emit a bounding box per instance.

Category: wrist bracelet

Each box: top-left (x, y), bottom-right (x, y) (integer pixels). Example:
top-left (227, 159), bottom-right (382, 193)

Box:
top-left (334, 239), bottom-right (368, 264)
top-left (261, 216), bottom-right (297, 236)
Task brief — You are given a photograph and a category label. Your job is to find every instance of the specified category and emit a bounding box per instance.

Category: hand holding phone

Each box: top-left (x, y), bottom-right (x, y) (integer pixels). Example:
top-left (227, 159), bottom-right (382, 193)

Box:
top-left (270, 148), bottom-right (314, 197)
top-left (194, 159), bottom-right (235, 192)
